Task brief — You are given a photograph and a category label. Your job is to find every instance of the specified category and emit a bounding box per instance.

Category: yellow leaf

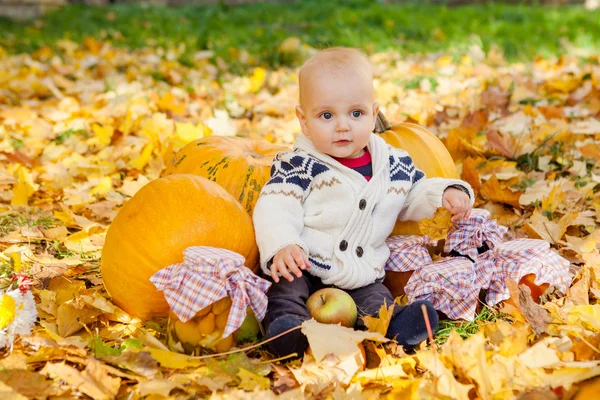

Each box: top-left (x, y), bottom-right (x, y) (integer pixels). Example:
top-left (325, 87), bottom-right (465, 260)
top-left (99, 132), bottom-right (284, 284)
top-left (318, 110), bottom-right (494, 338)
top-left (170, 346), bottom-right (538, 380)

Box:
top-left (480, 175), bottom-right (522, 208)
top-left (418, 207), bottom-right (453, 241)
top-left (522, 210), bottom-right (578, 244)
top-left (53, 204), bottom-right (77, 227)
top-left (174, 122), bottom-right (208, 145)
top-left (137, 380), bottom-right (181, 397)
top-left (11, 252), bottom-right (21, 273)
top-left (566, 235), bottom-right (597, 255)
top-left (417, 350), bottom-right (474, 400)
top-left (90, 177), bottom-right (113, 198)
top-left (157, 92), bottom-right (186, 116)
top-left (56, 302), bottom-right (101, 337)
top-left (247, 67), bottom-right (266, 93)
top-left (362, 301), bottom-right (394, 336)
top-left (90, 123), bottom-right (114, 147)
top-left (11, 167), bottom-right (35, 206)
top-left (567, 305), bottom-right (600, 332)
top-left (129, 143), bottom-right (154, 171)
top-left (145, 348), bottom-right (203, 369)
top-left (0, 294), bottom-right (17, 330)
top-left (542, 185), bottom-right (566, 215)
top-left (237, 368), bottom-right (270, 391)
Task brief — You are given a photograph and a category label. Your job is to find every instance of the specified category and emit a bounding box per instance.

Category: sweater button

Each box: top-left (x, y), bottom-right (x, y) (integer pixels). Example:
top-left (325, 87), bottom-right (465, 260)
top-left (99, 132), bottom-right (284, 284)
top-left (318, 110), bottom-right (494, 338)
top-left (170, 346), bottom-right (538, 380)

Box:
top-left (359, 199), bottom-right (367, 210)
top-left (356, 246), bottom-right (364, 257)
top-left (339, 240), bottom-right (348, 251)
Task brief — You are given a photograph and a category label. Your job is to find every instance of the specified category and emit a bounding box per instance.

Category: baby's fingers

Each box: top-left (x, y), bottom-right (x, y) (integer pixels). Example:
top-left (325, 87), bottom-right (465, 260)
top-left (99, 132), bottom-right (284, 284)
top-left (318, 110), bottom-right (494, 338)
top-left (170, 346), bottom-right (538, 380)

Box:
top-left (277, 260), bottom-right (295, 282)
top-left (292, 250), bottom-right (309, 272)
top-left (270, 263), bottom-right (281, 283)
top-left (289, 252), bottom-right (305, 277)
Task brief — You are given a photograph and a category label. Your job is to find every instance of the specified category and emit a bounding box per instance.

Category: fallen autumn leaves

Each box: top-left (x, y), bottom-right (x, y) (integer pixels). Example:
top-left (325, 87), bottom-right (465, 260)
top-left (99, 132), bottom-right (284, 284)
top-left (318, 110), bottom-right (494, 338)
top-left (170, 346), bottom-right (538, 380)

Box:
top-left (1, 38), bottom-right (600, 398)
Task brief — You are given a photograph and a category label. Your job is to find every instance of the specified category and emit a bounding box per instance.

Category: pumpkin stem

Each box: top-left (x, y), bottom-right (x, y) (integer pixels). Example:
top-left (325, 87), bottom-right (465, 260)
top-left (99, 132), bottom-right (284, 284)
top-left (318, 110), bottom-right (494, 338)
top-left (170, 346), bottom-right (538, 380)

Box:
top-left (374, 111), bottom-right (392, 134)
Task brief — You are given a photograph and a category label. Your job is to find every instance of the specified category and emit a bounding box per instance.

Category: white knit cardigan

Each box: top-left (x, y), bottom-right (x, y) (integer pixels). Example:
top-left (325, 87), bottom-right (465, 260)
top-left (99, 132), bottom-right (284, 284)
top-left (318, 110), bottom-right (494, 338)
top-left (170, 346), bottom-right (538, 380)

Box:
top-left (252, 133), bottom-right (474, 290)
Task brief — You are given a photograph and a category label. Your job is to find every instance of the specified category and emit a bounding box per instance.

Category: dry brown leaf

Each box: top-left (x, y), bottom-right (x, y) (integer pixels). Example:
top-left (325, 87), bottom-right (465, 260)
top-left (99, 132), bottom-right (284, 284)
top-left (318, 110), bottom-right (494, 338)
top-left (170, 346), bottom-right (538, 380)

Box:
top-left (522, 210), bottom-right (578, 244)
top-left (101, 351), bottom-right (160, 379)
top-left (361, 301), bottom-right (394, 337)
top-left (480, 175), bottom-right (522, 207)
top-left (506, 278), bottom-right (551, 335)
top-left (568, 266), bottom-right (591, 306)
top-left (272, 364), bottom-right (298, 395)
top-left (418, 207), bottom-right (453, 241)
top-left (571, 333), bottom-right (600, 361)
top-left (56, 302), bottom-right (102, 337)
top-left (461, 157), bottom-right (482, 196)
top-left (0, 370), bottom-right (52, 399)
top-left (486, 128), bottom-right (520, 158)
top-left (40, 361), bottom-right (120, 400)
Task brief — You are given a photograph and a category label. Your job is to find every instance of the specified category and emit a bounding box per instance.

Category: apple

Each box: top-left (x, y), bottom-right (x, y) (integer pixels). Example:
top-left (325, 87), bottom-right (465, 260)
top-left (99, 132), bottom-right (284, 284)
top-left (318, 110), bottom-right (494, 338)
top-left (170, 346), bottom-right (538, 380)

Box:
top-left (306, 288), bottom-right (358, 328)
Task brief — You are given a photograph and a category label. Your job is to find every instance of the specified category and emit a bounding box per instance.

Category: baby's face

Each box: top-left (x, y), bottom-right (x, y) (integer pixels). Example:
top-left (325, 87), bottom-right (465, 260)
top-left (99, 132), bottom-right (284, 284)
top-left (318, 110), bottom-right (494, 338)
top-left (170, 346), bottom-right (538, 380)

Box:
top-left (296, 69), bottom-right (378, 159)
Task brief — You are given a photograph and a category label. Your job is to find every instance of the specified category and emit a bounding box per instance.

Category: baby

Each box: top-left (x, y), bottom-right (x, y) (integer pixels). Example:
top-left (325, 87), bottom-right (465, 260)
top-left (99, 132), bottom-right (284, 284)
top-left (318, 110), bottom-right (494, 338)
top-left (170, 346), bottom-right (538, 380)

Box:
top-left (252, 47), bottom-right (474, 358)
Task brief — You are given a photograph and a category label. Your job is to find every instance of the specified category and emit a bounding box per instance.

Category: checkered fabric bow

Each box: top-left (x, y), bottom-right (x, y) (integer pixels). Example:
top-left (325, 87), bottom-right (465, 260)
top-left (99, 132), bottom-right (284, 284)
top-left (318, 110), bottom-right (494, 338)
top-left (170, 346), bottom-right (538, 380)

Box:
top-left (473, 239), bottom-right (571, 306)
top-left (404, 257), bottom-right (480, 320)
top-left (444, 208), bottom-right (508, 260)
top-left (150, 246), bottom-right (272, 338)
top-left (385, 235), bottom-right (434, 272)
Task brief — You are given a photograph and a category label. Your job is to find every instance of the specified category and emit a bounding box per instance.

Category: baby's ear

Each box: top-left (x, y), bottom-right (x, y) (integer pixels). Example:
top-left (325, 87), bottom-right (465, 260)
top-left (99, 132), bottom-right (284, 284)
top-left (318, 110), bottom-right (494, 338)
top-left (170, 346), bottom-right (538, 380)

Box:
top-left (295, 105), bottom-right (308, 133)
top-left (372, 102), bottom-right (380, 125)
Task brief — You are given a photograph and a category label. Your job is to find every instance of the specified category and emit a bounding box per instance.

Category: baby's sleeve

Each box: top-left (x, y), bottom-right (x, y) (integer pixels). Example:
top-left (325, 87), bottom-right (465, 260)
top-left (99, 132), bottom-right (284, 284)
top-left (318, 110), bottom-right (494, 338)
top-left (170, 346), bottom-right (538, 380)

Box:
top-left (252, 153), bottom-right (311, 275)
top-left (396, 152), bottom-right (474, 222)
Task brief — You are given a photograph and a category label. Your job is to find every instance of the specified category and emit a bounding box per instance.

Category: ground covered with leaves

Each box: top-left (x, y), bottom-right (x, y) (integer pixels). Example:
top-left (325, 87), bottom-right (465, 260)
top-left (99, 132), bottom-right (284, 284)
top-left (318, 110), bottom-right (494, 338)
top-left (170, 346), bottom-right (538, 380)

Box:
top-left (1, 3), bottom-right (600, 399)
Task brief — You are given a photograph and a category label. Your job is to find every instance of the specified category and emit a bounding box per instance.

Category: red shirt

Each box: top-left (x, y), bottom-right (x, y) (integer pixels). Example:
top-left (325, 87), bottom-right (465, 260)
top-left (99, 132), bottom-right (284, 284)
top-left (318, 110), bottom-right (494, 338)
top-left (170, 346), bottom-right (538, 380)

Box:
top-left (332, 149), bottom-right (372, 181)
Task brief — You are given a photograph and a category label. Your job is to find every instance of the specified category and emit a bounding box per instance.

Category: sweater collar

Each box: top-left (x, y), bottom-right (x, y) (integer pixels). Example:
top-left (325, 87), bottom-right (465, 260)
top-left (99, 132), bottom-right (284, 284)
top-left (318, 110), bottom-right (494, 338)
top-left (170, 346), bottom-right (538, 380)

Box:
top-left (294, 133), bottom-right (389, 174)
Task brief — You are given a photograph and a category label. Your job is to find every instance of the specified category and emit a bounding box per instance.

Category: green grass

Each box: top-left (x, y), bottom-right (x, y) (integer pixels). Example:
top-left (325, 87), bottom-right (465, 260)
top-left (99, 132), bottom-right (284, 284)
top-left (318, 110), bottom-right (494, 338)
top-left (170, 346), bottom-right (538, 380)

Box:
top-left (433, 304), bottom-right (512, 346)
top-left (0, 214), bottom-right (57, 235)
top-left (1, 0), bottom-right (599, 72)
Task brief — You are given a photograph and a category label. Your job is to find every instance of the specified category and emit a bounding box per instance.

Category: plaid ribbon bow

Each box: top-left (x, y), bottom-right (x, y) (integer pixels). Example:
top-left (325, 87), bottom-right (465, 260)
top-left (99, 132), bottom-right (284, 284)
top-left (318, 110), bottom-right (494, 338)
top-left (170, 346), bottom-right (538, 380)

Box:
top-left (473, 239), bottom-right (571, 306)
top-left (385, 235), bottom-right (434, 272)
top-left (444, 208), bottom-right (508, 260)
top-left (404, 257), bottom-right (480, 321)
top-left (150, 246), bottom-right (272, 338)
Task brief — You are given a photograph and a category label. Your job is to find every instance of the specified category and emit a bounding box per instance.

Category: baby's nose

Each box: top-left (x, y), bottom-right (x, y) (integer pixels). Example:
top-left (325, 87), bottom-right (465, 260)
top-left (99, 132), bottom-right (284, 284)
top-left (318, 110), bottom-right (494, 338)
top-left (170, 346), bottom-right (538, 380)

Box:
top-left (335, 119), bottom-right (350, 132)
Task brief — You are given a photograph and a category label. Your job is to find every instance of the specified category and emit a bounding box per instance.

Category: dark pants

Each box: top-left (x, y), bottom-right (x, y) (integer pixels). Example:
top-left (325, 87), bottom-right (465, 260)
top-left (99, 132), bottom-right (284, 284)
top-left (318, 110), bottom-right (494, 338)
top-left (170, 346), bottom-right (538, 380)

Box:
top-left (263, 272), bottom-right (438, 358)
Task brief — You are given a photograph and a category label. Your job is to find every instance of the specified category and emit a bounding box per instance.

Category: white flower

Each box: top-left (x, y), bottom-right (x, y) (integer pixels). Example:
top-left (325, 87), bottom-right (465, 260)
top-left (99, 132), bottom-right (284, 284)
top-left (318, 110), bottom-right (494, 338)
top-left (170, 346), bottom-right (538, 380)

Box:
top-left (0, 289), bottom-right (37, 348)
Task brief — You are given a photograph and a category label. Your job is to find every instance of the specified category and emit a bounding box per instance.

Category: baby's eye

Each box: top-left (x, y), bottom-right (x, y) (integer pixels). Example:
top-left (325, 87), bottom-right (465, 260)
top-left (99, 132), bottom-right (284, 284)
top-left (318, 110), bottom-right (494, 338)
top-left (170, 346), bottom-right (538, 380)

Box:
top-left (352, 110), bottom-right (363, 118)
top-left (321, 112), bottom-right (333, 120)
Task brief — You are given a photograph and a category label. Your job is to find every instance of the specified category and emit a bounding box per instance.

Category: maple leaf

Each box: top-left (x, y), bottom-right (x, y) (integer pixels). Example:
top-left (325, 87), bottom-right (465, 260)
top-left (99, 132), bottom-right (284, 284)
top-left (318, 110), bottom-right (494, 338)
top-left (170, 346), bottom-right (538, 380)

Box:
top-left (506, 278), bottom-right (551, 335)
top-left (487, 127), bottom-right (520, 159)
top-left (417, 350), bottom-right (474, 400)
top-left (461, 157), bottom-right (482, 196)
top-left (522, 210), bottom-right (578, 244)
top-left (480, 175), bottom-right (522, 208)
top-left (361, 301), bottom-right (394, 336)
top-left (418, 207), bottom-right (453, 241)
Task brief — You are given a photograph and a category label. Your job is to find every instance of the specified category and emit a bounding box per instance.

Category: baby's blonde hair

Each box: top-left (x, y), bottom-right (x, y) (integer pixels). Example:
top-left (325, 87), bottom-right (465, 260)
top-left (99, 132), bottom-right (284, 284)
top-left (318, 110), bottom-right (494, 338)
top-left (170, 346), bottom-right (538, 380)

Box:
top-left (298, 47), bottom-right (374, 106)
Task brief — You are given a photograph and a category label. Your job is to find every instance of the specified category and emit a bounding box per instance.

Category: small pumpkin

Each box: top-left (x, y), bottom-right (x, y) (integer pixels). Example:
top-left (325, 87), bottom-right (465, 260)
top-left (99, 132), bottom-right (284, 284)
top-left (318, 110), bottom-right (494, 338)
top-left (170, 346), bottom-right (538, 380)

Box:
top-left (375, 112), bottom-right (458, 299)
top-left (101, 174), bottom-right (259, 320)
top-left (163, 136), bottom-right (288, 216)
top-left (374, 112), bottom-right (459, 236)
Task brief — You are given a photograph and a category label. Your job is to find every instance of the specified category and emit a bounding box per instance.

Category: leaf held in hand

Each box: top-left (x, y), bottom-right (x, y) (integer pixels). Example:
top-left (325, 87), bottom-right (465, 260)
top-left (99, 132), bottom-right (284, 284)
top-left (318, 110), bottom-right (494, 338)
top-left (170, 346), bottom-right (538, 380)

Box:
top-left (418, 207), bottom-right (453, 241)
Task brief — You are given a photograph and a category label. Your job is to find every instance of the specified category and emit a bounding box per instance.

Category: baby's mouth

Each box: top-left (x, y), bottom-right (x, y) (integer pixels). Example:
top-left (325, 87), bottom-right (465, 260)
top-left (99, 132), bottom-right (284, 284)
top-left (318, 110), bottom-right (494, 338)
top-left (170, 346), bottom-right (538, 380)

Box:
top-left (334, 139), bottom-right (351, 144)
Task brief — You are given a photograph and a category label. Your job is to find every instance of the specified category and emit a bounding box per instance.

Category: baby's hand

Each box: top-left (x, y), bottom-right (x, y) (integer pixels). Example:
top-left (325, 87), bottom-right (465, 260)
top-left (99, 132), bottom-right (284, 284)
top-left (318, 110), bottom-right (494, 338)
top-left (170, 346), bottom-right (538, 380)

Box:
top-left (270, 244), bottom-right (310, 283)
top-left (442, 187), bottom-right (472, 224)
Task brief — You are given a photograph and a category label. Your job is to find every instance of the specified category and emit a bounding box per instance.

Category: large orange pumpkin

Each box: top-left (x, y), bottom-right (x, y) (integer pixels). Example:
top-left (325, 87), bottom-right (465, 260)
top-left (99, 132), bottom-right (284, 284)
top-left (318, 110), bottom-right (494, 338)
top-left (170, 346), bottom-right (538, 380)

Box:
top-left (163, 136), bottom-right (288, 216)
top-left (375, 112), bottom-right (459, 299)
top-left (375, 112), bottom-right (459, 236)
top-left (101, 174), bottom-right (259, 320)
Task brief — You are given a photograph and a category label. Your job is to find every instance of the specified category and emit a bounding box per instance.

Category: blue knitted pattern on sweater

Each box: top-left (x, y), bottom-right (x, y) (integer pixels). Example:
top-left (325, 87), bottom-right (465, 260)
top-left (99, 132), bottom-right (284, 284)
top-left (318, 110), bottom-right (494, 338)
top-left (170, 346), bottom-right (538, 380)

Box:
top-left (267, 154), bottom-right (329, 191)
top-left (266, 151), bottom-right (421, 192)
